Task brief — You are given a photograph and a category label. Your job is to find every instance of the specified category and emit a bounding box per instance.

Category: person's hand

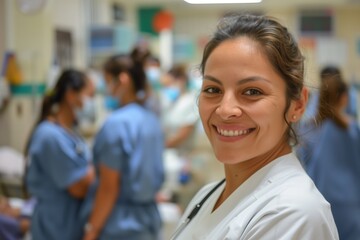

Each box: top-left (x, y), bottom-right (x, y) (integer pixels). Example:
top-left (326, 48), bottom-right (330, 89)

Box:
top-left (82, 223), bottom-right (99, 240)
top-left (0, 196), bottom-right (9, 213)
top-left (156, 191), bottom-right (171, 202)
top-left (82, 231), bottom-right (98, 240)
top-left (88, 165), bottom-right (96, 183)
top-left (0, 196), bottom-right (19, 217)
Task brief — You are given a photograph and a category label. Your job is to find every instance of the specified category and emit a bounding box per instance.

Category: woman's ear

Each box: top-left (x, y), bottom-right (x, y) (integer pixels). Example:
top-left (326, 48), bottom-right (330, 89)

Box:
top-left (289, 87), bottom-right (309, 123)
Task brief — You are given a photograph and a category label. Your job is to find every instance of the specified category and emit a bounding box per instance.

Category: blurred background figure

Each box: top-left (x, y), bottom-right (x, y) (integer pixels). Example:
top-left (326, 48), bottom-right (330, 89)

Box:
top-left (25, 69), bottom-right (95, 240)
top-left (145, 56), bottom-right (162, 92)
top-left (296, 68), bottom-right (360, 240)
top-left (159, 64), bottom-right (199, 207)
top-left (162, 64), bottom-right (198, 151)
top-left (0, 196), bottom-right (35, 240)
top-left (144, 55), bottom-right (163, 116)
top-left (76, 74), bottom-right (98, 140)
top-left (304, 66), bottom-right (358, 122)
top-left (81, 54), bottom-right (164, 240)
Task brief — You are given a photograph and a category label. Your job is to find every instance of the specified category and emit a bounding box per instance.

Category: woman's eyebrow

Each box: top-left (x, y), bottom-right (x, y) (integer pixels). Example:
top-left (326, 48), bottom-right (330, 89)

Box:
top-left (203, 75), bottom-right (271, 85)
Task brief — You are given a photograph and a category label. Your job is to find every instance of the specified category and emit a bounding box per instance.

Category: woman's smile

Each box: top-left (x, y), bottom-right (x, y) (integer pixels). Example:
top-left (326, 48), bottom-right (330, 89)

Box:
top-left (213, 124), bottom-right (256, 141)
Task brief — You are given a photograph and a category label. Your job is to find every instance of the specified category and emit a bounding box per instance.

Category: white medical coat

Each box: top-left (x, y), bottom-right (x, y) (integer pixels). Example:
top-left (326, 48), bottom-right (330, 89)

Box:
top-left (173, 153), bottom-right (339, 240)
top-left (162, 91), bottom-right (199, 155)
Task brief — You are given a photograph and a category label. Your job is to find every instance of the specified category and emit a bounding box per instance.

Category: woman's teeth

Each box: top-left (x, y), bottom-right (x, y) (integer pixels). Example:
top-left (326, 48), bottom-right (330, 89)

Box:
top-left (218, 128), bottom-right (250, 137)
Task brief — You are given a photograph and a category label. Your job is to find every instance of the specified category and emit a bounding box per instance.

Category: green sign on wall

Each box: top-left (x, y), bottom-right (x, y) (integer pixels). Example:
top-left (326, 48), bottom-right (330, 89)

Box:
top-left (137, 7), bottom-right (162, 36)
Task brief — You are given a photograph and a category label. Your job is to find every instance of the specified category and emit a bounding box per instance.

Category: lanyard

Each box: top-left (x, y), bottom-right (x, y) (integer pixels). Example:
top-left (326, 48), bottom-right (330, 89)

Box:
top-left (170, 178), bottom-right (226, 240)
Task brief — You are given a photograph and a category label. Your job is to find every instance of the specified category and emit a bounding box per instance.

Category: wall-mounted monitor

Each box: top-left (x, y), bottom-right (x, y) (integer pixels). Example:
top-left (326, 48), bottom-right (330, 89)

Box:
top-left (299, 10), bottom-right (334, 36)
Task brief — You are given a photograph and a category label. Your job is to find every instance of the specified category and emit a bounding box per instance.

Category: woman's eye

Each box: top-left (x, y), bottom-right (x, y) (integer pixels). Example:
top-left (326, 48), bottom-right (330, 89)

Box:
top-left (244, 88), bottom-right (262, 96)
top-left (203, 87), bottom-right (221, 94)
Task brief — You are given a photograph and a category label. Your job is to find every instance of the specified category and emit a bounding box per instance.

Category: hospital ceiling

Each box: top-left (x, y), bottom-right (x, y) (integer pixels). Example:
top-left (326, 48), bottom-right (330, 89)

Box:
top-left (114, 0), bottom-right (360, 10)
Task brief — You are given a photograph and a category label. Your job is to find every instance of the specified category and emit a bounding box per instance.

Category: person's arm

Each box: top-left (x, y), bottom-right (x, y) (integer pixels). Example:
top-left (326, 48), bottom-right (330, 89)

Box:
top-left (166, 125), bottom-right (195, 148)
top-left (83, 163), bottom-right (120, 240)
top-left (0, 196), bottom-right (23, 218)
top-left (68, 165), bottom-right (95, 199)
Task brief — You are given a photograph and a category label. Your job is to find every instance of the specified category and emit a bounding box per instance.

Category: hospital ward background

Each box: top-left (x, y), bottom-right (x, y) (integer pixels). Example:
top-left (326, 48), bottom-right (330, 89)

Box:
top-left (0, 0), bottom-right (360, 239)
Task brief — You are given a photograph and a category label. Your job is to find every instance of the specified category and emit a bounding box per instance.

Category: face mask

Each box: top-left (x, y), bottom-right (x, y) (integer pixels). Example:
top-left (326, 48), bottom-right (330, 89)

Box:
top-left (97, 78), bottom-right (107, 94)
top-left (104, 95), bottom-right (120, 111)
top-left (163, 86), bottom-right (180, 103)
top-left (75, 96), bottom-right (96, 123)
top-left (146, 67), bottom-right (161, 84)
top-left (146, 68), bottom-right (162, 91)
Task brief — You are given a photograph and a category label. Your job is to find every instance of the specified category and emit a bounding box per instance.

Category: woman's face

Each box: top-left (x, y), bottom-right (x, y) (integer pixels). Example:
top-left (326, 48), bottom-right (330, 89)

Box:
top-left (103, 72), bottom-right (117, 96)
top-left (69, 82), bottom-right (91, 111)
top-left (199, 37), bottom-right (299, 165)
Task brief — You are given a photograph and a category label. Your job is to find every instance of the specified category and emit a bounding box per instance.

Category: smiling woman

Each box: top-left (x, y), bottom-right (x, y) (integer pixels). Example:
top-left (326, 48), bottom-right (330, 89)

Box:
top-left (200, 36), bottom-right (294, 165)
top-left (171, 13), bottom-right (339, 240)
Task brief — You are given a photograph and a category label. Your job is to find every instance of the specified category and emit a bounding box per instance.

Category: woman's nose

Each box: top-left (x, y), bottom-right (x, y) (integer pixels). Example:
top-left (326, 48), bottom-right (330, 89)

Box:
top-left (215, 93), bottom-right (242, 120)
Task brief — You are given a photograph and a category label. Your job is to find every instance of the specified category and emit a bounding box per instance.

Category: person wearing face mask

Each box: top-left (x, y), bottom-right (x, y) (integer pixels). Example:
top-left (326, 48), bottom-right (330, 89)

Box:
top-left (145, 56), bottom-right (162, 91)
top-left (144, 56), bottom-right (163, 116)
top-left (76, 76), bottom-right (98, 138)
top-left (159, 64), bottom-right (199, 206)
top-left (81, 54), bottom-right (164, 240)
top-left (73, 74), bottom-right (97, 134)
top-left (161, 65), bottom-right (199, 150)
top-left (25, 69), bottom-right (95, 240)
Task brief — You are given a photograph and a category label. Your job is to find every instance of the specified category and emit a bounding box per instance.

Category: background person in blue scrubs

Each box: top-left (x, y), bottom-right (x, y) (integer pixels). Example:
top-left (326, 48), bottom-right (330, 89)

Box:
top-left (304, 66), bottom-right (358, 121)
top-left (25, 69), bottom-right (96, 240)
top-left (297, 73), bottom-right (360, 240)
top-left (81, 54), bottom-right (164, 240)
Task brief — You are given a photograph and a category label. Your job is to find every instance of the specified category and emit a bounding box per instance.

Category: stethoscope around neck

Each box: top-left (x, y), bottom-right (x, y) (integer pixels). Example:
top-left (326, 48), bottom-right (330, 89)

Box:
top-left (170, 178), bottom-right (226, 240)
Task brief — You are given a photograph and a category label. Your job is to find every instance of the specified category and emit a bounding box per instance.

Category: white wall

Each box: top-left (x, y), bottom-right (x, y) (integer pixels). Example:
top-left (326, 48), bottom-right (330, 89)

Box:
top-left (10, 1), bottom-right (52, 83)
top-left (0, 0), bottom-right (5, 69)
top-left (0, 0), bottom-right (90, 151)
top-left (0, 0), bottom-right (10, 147)
top-left (51, 0), bottom-right (88, 69)
top-left (336, 7), bottom-right (360, 82)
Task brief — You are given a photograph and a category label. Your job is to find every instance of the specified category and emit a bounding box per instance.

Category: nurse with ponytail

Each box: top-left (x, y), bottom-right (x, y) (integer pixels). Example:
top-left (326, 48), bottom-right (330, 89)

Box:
top-left (82, 54), bottom-right (164, 240)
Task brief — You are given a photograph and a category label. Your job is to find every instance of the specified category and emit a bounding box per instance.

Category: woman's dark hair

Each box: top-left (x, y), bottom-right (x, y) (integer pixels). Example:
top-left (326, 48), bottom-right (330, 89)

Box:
top-left (168, 64), bottom-right (189, 87)
top-left (130, 45), bottom-right (151, 66)
top-left (103, 54), bottom-right (148, 103)
top-left (316, 70), bottom-right (348, 129)
top-left (320, 66), bottom-right (341, 81)
top-left (24, 69), bottom-right (87, 156)
top-left (200, 13), bottom-right (304, 144)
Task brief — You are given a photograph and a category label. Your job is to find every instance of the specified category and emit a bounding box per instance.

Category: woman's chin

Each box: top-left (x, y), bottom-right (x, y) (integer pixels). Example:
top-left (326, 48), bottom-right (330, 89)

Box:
top-left (215, 153), bottom-right (248, 165)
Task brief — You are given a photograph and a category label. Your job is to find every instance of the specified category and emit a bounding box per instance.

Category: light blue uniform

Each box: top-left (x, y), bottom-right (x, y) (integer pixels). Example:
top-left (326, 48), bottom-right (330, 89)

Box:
top-left (297, 119), bottom-right (360, 240)
top-left (26, 121), bottom-right (91, 240)
top-left (81, 103), bottom-right (164, 240)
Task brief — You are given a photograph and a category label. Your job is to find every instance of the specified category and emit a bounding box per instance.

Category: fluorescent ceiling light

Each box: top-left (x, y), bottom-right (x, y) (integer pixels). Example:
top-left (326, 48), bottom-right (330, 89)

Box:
top-left (184, 0), bottom-right (262, 4)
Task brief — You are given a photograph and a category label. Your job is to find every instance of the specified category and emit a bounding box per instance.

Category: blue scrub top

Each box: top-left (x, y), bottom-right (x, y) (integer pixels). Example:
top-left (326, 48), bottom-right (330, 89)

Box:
top-left (81, 103), bottom-right (164, 240)
top-left (26, 121), bottom-right (91, 240)
top-left (296, 119), bottom-right (360, 239)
